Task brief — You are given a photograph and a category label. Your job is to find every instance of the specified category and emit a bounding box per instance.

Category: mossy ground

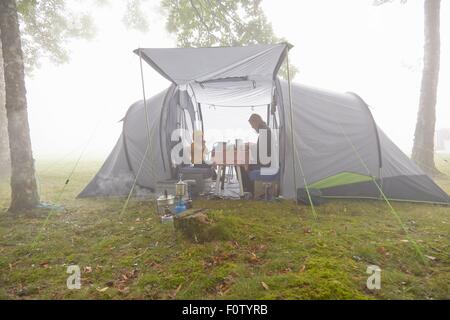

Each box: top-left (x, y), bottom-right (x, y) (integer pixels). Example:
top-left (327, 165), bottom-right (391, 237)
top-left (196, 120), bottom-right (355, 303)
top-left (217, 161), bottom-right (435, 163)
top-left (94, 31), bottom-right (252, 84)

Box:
top-left (0, 157), bottom-right (449, 300)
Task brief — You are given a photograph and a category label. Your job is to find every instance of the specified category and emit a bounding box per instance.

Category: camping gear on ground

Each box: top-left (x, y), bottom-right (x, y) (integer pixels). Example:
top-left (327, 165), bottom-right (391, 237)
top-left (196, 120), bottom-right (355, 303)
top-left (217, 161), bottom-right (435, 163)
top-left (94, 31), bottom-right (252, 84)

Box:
top-left (78, 43), bottom-right (449, 206)
top-left (175, 177), bottom-right (187, 197)
top-left (175, 177), bottom-right (188, 214)
top-left (155, 180), bottom-right (178, 198)
top-left (161, 214), bottom-right (174, 224)
top-left (253, 181), bottom-right (279, 201)
top-left (184, 179), bottom-right (196, 206)
top-left (175, 201), bottom-right (187, 214)
top-left (177, 166), bottom-right (213, 197)
top-left (185, 181), bottom-right (194, 210)
top-left (297, 188), bottom-right (327, 206)
top-left (156, 191), bottom-right (175, 215)
top-left (250, 169), bottom-right (280, 200)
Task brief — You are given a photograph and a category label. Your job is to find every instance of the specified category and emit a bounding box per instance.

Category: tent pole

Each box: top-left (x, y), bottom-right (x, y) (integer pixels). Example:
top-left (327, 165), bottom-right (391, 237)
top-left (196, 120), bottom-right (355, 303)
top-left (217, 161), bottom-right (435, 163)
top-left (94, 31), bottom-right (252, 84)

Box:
top-left (286, 50), bottom-right (317, 218)
top-left (286, 51), bottom-right (299, 201)
top-left (118, 49), bottom-right (153, 218)
top-left (138, 49), bottom-right (152, 147)
top-left (120, 49), bottom-right (154, 218)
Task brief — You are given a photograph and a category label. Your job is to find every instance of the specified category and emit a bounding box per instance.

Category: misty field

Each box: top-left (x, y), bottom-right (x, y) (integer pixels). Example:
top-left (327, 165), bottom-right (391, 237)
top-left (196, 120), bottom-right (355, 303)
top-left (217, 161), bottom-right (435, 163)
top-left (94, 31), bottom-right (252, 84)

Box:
top-left (0, 158), bottom-right (449, 300)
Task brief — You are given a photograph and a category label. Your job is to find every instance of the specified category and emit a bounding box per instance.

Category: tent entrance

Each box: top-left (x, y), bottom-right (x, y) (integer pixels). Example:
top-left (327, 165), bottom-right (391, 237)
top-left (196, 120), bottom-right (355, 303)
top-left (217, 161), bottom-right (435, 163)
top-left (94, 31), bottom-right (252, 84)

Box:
top-left (172, 80), bottom-right (282, 197)
top-left (180, 78), bottom-right (281, 154)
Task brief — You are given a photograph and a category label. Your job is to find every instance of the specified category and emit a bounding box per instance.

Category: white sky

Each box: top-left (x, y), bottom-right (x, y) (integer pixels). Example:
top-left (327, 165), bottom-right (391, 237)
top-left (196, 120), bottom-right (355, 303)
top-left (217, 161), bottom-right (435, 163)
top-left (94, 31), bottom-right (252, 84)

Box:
top-left (25, 0), bottom-right (450, 160)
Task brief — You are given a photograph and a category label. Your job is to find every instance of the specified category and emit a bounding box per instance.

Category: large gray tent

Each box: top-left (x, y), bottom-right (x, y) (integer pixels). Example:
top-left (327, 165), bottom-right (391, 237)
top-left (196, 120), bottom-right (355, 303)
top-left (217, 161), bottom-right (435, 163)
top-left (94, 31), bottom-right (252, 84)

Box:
top-left (79, 43), bottom-right (449, 205)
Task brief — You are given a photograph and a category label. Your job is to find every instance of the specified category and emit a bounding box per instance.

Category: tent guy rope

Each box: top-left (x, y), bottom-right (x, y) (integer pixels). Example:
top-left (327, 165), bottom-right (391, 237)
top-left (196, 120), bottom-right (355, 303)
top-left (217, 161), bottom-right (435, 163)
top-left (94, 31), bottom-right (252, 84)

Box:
top-left (32, 119), bottom-right (102, 246)
top-left (335, 120), bottom-right (426, 264)
top-left (286, 50), bottom-right (317, 219)
top-left (119, 49), bottom-right (155, 218)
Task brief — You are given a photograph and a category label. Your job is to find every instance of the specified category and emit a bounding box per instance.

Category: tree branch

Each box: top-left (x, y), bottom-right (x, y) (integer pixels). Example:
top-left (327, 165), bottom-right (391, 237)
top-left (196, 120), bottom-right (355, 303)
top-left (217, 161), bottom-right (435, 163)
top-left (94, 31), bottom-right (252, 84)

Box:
top-left (188, 0), bottom-right (219, 44)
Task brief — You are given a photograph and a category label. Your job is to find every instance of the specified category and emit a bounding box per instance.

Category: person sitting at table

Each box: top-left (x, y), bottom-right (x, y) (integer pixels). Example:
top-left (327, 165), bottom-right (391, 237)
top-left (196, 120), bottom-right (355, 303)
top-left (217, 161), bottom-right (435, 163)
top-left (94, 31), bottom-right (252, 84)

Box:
top-left (240, 113), bottom-right (272, 194)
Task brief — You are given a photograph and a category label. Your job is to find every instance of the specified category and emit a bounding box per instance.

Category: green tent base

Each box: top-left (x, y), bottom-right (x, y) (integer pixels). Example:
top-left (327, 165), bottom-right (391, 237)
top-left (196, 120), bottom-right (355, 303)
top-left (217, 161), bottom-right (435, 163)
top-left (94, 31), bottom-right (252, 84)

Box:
top-left (309, 172), bottom-right (373, 190)
top-left (321, 195), bottom-right (450, 206)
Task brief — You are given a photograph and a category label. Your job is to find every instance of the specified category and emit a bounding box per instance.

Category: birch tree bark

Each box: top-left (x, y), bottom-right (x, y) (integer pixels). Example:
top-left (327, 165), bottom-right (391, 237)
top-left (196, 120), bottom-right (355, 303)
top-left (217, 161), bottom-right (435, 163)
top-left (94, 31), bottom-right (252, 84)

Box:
top-left (411, 0), bottom-right (441, 175)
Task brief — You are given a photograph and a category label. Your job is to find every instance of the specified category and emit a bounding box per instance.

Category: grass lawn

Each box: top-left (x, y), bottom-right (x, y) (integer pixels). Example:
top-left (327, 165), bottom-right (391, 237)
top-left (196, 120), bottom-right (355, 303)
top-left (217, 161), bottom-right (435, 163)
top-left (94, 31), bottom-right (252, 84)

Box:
top-left (0, 157), bottom-right (449, 300)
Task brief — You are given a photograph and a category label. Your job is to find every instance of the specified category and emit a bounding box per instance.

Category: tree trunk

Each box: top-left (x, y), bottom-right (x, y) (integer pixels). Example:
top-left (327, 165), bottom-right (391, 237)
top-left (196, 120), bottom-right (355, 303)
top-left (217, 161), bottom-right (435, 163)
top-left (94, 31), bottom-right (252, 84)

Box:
top-left (411, 0), bottom-right (441, 175)
top-left (0, 37), bottom-right (11, 179)
top-left (0, 0), bottom-right (39, 211)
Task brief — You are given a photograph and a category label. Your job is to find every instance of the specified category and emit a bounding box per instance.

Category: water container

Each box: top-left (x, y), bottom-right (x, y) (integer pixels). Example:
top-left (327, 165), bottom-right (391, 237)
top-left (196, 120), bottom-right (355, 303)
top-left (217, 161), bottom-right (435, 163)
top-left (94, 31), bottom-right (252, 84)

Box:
top-left (175, 200), bottom-right (187, 214)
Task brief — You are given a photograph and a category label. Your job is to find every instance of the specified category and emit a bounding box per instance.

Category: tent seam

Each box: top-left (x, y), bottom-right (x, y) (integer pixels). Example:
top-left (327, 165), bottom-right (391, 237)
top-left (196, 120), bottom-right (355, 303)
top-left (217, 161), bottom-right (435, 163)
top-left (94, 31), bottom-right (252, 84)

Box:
top-left (346, 92), bottom-right (383, 190)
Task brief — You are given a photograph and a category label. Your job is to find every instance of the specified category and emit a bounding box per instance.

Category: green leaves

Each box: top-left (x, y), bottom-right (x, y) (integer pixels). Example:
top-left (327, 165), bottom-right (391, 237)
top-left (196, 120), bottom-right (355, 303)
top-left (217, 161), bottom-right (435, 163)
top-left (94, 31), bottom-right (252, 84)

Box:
top-left (159, 0), bottom-right (297, 79)
top-left (161, 0), bottom-right (273, 47)
top-left (123, 0), bottom-right (150, 32)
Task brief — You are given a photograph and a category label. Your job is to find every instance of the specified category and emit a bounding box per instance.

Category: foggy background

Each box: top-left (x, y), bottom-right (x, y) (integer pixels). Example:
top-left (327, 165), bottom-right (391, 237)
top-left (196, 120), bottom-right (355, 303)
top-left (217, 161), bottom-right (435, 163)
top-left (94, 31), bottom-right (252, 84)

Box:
top-left (25, 0), bottom-right (450, 161)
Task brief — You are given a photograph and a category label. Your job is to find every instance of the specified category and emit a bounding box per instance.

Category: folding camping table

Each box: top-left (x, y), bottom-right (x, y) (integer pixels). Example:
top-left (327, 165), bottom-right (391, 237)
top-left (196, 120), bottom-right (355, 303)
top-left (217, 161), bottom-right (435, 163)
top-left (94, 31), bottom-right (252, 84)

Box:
top-left (211, 142), bottom-right (253, 198)
top-left (214, 164), bottom-right (245, 197)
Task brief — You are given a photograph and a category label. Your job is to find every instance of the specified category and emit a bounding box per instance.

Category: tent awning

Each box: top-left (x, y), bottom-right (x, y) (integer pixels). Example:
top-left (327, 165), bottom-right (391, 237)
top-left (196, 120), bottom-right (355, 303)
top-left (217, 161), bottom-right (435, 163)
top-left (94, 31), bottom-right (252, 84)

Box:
top-left (134, 43), bottom-right (291, 85)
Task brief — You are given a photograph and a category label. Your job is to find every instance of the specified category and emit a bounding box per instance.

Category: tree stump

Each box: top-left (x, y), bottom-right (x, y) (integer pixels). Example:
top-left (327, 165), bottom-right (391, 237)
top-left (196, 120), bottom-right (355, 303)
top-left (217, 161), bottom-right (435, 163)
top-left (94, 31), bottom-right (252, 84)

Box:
top-left (174, 209), bottom-right (213, 242)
